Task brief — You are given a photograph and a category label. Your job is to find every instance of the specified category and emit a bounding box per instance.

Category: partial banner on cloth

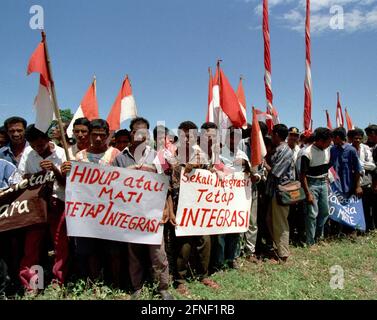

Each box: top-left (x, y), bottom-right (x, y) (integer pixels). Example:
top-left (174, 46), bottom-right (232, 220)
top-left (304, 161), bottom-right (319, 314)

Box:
top-left (65, 161), bottom-right (169, 245)
top-left (175, 169), bottom-right (252, 236)
top-left (0, 171), bottom-right (53, 233)
top-left (328, 183), bottom-right (366, 231)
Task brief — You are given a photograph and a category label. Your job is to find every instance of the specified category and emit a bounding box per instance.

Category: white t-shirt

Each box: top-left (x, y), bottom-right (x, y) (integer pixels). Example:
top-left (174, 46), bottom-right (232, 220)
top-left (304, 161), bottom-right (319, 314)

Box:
top-left (18, 142), bottom-right (66, 201)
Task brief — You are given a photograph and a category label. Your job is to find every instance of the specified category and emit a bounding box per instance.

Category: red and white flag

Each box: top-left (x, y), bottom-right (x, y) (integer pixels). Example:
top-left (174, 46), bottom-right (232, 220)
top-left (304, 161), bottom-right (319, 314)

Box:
top-left (206, 67), bottom-right (219, 124)
top-left (67, 77), bottom-right (99, 137)
top-left (326, 110), bottom-right (333, 130)
top-left (251, 107), bottom-right (267, 169)
top-left (107, 75), bottom-right (138, 131)
top-left (263, 0), bottom-right (279, 133)
top-left (345, 108), bottom-right (354, 131)
top-left (236, 77), bottom-right (248, 128)
top-left (303, 0), bottom-right (312, 135)
top-left (336, 92), bottom-right (344, 127)
top-left (27, 39), bottom-right (54, 132)
top-left (219, 67), bottom-right (246, 129)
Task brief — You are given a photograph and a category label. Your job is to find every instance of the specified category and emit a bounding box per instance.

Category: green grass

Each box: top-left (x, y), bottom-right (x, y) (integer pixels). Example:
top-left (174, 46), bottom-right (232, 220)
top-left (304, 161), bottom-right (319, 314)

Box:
top-left (15, 231), bottom-right (377, 300)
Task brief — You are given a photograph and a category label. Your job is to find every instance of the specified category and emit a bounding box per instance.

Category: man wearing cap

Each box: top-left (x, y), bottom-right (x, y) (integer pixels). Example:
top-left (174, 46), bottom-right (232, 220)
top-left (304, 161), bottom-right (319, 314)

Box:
top-left (287, 127), bottom-right (305, 245)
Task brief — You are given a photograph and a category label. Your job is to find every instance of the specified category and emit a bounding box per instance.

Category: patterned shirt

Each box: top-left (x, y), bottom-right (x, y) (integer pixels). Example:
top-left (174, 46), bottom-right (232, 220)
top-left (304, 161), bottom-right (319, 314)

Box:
top-left (266, 143), bottom-right (294, 197)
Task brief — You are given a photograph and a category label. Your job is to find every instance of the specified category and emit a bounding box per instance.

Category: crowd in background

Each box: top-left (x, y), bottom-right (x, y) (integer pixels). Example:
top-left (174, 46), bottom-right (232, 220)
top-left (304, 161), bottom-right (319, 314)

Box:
top-left (0, 115), bottom-right (376, 300)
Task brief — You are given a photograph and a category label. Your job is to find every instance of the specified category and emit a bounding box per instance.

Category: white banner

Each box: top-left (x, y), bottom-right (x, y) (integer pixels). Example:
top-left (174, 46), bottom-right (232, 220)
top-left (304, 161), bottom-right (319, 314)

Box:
top-left (65, 161), bottom-right (169, 245)
top-left (175, 169), bottom-right (252, 236)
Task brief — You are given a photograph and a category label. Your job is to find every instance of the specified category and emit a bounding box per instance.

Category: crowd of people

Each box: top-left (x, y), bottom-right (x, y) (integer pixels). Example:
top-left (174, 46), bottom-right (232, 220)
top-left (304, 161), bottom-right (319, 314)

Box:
top-left (0, 115), bottom-right (376, 300)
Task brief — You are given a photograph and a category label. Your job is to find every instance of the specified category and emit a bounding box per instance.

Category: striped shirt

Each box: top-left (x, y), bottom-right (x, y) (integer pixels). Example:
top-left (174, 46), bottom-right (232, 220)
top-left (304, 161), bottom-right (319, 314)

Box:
top-left (301, 144), bottom-right (331, 179)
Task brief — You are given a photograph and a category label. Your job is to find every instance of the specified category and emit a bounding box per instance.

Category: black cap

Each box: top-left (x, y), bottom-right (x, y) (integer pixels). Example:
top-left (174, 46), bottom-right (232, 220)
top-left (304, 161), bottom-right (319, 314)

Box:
top-left (288, 127), bottom-right (300, 135)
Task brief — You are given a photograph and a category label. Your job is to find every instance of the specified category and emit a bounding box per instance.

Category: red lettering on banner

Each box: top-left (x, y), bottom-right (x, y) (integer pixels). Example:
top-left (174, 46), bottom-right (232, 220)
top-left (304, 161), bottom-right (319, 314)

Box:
top-left (99, 187), bottom-right (113, 199)
top-left (136, 193), bottom-right (143, 203)
top-left (200, 208), bottom-right (211, 227)
top-left (71, 165), bottom-right (120, 186)
top-left (196, 189), bottom-right (234, 206)
top-left (128, 191), bottom-right (137, 202)
top-left (179, 207), bottom-right (248, 228)
top-left (70, 165), bottom-right (87, 183)
top-left (123, 176), bottom-right (165, 192)
top-left (206, 210), bottom-right (217, 227)
top-left (99, 202), bottom-right (115, 225)
top-left (71, 202), bottom-right (82, 217)
top-left (64, 201), bottom-right (73, 216)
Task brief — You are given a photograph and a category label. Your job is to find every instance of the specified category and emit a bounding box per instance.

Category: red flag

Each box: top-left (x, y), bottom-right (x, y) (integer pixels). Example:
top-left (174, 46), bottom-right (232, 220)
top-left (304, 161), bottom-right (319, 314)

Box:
top-left (263, 0), bottom-right (279, 133)
top-left (107, 75), bottom-right (138, 131)
top-left (345, 108), bottom-right (354, 131)
top-left (27, 39), bottom-right (54, 132)
top-left (336, 92), bottom-right (344, 127)
top-left (326, 110), bottom-right (333, 130)
top-left (67, 77), bottom-right (99, 137)
top-left (303, 0), bottom-right (312, 134)
top-left (219, 68), bottom-right (246, 128)
top-left (236, 77), bottom-right (248, 128)
top-left (251, 107), bottom-right (267, 168)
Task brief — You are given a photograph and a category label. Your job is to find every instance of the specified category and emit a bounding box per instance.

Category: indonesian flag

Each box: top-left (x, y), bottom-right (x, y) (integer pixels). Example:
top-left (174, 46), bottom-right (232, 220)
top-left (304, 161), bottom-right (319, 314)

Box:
top-left (326, 110), bottom-right (333, 130)
top-left (67, 77), bottom-right (99, 138)
top-left (219, 68), bottom-right (246, 129)
top-left (251, 107), bottom-right (267, 169)
top-left (236, 77), bottom-right (248, 128)
top-left (336, 92), bottom-right (344, 128)
top-left (27, 40), bottom-right (54, 133)
top-left (206, 67), bottom-right (219, 124)
top-left (107, 75), bottom-right (138, 131)
top-left (345, 108), bottom-right (354, 131)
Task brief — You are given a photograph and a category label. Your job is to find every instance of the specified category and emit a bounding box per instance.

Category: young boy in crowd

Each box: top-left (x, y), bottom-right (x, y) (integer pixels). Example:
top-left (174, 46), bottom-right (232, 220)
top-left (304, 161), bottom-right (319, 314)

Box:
top-left (300, 128), bottom-right (332, 245)
top-left (18, 124), bottom-right (69, 292)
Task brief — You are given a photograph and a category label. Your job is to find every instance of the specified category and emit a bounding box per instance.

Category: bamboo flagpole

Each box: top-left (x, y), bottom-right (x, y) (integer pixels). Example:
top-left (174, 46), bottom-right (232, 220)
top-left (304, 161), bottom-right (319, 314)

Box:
top-left (41, 31), bottom-right (70, 160)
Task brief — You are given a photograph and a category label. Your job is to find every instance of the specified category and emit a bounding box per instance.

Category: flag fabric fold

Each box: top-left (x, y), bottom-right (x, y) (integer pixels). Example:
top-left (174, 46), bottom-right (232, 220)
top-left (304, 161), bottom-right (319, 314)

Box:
top-left (236, 78), bottom-right (248, 128)
top-left (251, 107), bottom-right (267, 169)
top-left (326, 110), bottom-right (333, 130)
top-left (218, 68), bottom-right (246, 129)
top-left (345, 108), bottom-right (354, 131)
top-left (336, 92), bottom-right (344, 128)
top-left (27, 40), bottom-right (54, 132)
top-left (107, 76), bottom-right (138, 131)
top-left (67, 78), bottom-right (99, 138)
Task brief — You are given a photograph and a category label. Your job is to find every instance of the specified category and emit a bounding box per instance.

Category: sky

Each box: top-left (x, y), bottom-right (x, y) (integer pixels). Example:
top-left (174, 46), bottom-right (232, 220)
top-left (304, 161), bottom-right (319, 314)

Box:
top-left (0, 0), bottom-right (376, 132)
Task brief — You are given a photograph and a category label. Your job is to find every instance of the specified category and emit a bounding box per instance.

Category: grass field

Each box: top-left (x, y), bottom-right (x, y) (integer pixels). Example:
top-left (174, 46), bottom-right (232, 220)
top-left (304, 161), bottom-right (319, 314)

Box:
top-left (18, 231), bottom-right (377, 300)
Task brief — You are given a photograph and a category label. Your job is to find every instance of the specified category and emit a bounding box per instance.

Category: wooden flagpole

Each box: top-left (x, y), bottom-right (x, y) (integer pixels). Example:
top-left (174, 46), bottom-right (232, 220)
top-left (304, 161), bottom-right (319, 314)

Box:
top-left (41, 31), bottom-right (70, 160)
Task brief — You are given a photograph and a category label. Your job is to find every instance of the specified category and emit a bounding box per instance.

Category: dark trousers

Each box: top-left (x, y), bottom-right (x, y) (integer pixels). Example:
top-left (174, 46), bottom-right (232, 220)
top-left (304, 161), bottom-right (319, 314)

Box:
top-left (363, 187), bottom-right (377, 231)
top-left (256, 182), bottom-right (273, 254)
top-left (128, 242), bottom-right (169, 291)
top-left (175, 235), bottom-right (211, 284)
top-left (0, 228), bottom-right (25, 295)
top-left (288, 202), bottom-right (306, 245)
